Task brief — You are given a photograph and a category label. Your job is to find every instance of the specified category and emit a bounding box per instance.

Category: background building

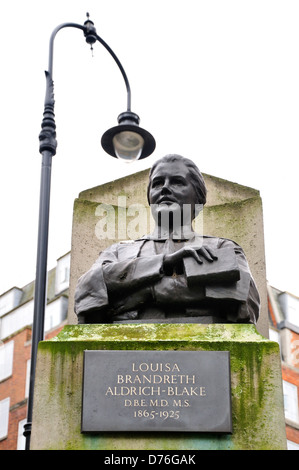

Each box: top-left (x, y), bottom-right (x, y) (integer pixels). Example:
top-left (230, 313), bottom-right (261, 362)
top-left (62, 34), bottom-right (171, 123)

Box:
top-left (0, 253), bottom-right (70, 450)
top-left (268, 284), bottom-right (299, 450)
top-left (0, 252), bottom-right (298, 449)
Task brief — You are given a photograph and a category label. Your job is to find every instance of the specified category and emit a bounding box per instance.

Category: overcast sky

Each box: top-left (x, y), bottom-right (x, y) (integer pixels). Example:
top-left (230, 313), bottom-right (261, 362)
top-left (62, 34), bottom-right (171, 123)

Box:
top-left (1, 0), bottom-right (299, 298)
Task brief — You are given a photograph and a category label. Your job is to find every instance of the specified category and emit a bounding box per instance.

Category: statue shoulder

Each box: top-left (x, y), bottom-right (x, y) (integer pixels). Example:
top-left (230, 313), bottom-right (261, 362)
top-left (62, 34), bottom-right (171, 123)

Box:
top-left (201, 235), bottom-right (243, 251)
top-left (101, 238), bottom-right (144, 250)
top-left (96, 238), bottom-right (146, 263)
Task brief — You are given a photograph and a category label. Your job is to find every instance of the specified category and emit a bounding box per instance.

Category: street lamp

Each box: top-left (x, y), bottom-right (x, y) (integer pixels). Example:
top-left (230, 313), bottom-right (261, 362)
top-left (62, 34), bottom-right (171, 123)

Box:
top-left (102, 111), bottom-right (156, 161)
top-left (24, 13), bottom-right (156, 450)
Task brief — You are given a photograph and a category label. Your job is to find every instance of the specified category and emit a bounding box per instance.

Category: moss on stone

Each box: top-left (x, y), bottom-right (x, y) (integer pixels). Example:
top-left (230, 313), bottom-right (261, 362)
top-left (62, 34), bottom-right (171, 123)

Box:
top-left (73, 198), bottom-right (100, 225)
top-left (31, 324), bottom-right (287, 450)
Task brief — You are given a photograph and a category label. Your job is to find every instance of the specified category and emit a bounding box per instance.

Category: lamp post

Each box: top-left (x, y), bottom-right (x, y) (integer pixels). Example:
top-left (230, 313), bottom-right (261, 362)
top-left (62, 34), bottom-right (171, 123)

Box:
top-left (24, 13), bottom-right (155, 450)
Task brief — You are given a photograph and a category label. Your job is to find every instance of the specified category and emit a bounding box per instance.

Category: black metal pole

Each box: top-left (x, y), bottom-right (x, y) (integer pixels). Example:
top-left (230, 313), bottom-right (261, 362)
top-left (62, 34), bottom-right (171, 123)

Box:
top-left (24, 67), bottom-right (57, 449)
top-left (24, 150), bottom-right (53, 450)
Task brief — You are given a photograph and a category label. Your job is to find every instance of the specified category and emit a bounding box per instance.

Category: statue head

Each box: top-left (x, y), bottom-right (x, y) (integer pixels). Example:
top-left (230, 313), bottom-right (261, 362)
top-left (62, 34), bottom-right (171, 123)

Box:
top-left (147, 155), bottom-right (207, 229)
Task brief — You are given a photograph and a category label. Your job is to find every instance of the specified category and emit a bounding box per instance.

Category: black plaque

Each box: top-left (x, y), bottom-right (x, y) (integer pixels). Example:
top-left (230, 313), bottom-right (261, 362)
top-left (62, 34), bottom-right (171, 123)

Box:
top-left (81, 350), bottom-right (232, 433)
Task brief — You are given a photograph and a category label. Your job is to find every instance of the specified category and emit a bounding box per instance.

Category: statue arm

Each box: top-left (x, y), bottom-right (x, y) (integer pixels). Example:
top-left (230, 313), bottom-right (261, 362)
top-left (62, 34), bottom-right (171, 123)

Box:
top-left (102, 253), bottom-right (164, 295)
top-left (215, 238), bottom-right (260, 323)
top-left (74, 245), bottom-right (117, 322)
top-left (74, 243), bottom-right (164, 322)
top-left (228, 241), bottom-right (260, 323)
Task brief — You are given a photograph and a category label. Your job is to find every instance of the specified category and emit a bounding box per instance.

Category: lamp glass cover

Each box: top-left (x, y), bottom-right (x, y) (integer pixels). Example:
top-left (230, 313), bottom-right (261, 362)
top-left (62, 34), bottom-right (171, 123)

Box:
top-left (112, 131), bottom-right (144, 162)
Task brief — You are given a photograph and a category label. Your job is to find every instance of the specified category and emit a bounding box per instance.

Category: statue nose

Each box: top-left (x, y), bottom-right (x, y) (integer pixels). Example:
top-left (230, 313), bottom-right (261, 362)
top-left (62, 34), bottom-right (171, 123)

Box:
top-left (161, 181), bottom-right (171, 194)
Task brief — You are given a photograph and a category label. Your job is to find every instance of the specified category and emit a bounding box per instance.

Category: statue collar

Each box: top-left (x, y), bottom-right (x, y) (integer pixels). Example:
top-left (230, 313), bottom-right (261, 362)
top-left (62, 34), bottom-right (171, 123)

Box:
top-left (141, 226), bottom-right (200, 241)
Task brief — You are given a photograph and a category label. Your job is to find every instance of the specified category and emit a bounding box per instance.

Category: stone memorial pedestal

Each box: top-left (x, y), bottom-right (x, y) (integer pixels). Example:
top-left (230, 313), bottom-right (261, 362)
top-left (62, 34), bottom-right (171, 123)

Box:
top-left (30, 323), bottom-right (287, 450)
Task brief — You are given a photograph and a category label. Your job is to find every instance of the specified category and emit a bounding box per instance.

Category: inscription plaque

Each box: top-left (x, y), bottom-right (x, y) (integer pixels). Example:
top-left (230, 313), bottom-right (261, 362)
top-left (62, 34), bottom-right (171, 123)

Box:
top-left (81, 350), bottom-right (232, 433)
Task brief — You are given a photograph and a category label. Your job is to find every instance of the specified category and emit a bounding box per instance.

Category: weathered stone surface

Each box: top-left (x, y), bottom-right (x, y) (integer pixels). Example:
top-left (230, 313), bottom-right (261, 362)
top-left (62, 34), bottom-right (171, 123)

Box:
top-left (30, 324), bottom-right (287, 450)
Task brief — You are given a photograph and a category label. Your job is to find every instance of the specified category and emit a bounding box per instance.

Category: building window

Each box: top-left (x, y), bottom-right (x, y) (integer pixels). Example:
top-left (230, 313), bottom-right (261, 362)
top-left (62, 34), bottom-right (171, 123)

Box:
top-left (44, 297), bottom-right (68, 333)
top-left (287, 439), bottom-right (299, 450)
top-left (279, 293), bottom-right (299, 328)
top-left (17, 419), bottom-right (26, 450)
top-left (0, 397), bottom-right (10, 440)
top-left (0, 340), bottom-right (14, 381)
top-left (0, 288), bottom-right (22, 317)
top-left (283, 380), bottom-right (299, 423)
top-left (269, 327), bottom-right (279, 344)
top-left (55, 253), bottom-right (70, 295)
top-left (0, 300), bottom-right (33, 340)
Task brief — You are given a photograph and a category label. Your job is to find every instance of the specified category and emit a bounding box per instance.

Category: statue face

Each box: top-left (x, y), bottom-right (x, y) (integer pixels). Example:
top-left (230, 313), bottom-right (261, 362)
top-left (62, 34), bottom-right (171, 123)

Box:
top-left (148, 160), bottom-right (197, 227)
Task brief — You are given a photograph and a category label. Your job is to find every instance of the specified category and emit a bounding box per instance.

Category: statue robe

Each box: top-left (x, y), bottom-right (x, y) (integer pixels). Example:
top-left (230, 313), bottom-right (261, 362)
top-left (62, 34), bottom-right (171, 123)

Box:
top-left (74, 233), bottom-right (260, 325)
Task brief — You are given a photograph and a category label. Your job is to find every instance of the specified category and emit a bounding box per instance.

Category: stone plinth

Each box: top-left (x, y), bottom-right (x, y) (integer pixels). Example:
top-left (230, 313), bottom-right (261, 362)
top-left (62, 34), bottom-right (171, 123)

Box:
top-left (30, 324), bottom-right (286, 450)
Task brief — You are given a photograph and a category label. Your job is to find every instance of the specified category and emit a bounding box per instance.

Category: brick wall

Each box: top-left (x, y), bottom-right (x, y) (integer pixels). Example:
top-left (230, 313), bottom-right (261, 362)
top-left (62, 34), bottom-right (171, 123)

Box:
top-left (0, 324), bottom-right (64, 450)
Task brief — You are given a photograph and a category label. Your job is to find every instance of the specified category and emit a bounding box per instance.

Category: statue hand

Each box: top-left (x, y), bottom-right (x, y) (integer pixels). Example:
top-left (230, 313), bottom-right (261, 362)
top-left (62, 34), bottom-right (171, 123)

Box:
top-left (185, 245), bottom-right (218, 264)
top-left (163, 245), bottom-right (218, 272)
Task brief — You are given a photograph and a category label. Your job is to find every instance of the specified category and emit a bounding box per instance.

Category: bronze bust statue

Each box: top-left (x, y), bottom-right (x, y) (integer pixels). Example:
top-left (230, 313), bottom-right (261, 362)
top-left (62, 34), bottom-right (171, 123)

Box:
top-left (74, 154), bottom-right (260, 324)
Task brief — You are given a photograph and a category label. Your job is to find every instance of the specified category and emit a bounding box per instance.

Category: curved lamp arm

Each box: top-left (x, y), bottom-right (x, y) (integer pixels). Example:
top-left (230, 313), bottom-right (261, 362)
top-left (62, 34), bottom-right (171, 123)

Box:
top-left (47, 18), bottom-right (131, 111)
top-left (40, 14), bottom-right (155, 161)
top-left (39, 15), bottom-right (133, 158)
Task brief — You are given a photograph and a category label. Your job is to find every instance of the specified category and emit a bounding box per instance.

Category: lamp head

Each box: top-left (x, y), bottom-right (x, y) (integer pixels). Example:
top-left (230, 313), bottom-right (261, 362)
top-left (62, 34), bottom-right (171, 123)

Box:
top-left (101, 111), bottom-right (156, 162)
